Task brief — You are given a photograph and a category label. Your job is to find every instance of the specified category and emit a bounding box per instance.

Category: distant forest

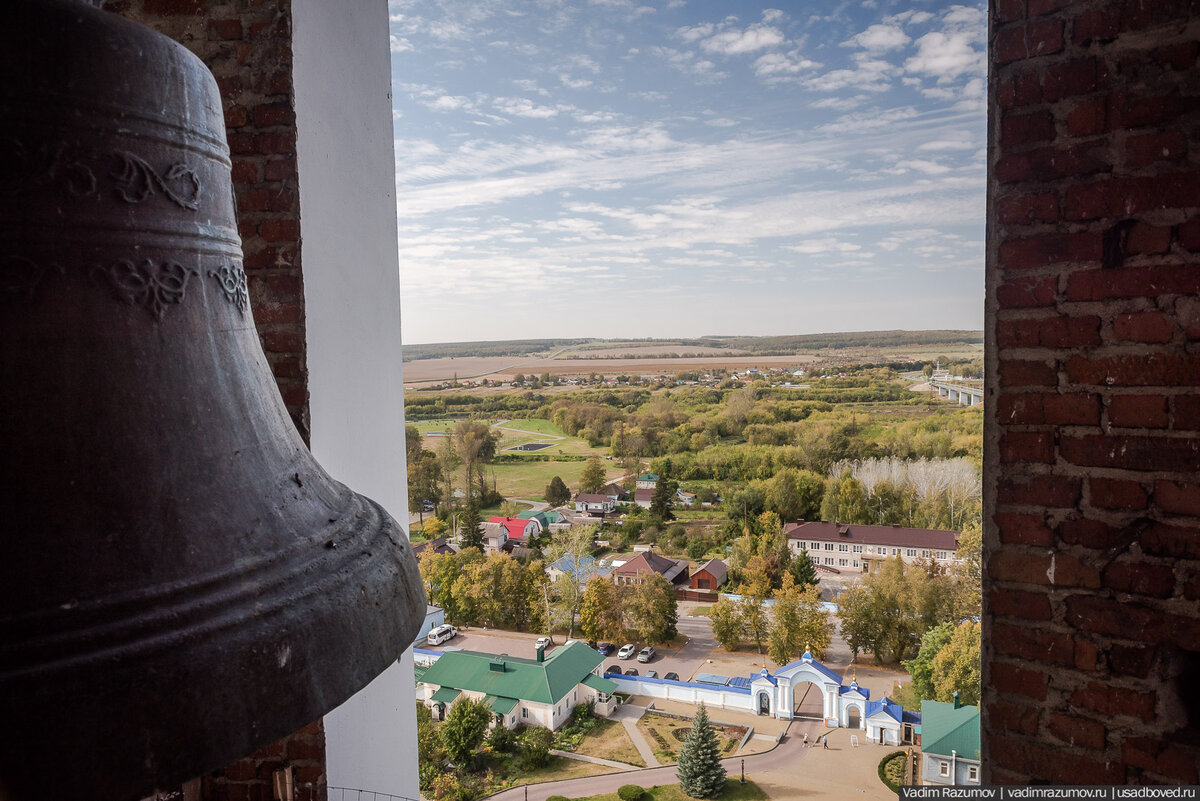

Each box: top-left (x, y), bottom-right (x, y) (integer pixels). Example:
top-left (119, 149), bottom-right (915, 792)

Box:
top-left (402, 330), bottom-right (984, 361)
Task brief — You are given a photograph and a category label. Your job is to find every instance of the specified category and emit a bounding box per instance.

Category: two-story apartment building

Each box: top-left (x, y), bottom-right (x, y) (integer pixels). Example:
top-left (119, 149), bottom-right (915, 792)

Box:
top-left (783, 521), bottom-right (960, 574)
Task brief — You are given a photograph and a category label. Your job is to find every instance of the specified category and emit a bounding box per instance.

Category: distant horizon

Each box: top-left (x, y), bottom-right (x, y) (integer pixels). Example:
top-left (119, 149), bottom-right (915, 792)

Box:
top-left (390, 1), bottom-right (986, 343)
top-left (401, 327), bottom-right (984, 349)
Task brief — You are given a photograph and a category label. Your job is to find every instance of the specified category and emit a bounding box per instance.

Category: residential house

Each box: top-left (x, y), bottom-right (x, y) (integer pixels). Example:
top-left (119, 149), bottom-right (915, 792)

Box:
top-left (611, 549), bottom-right (689, 586)
top-left (690, 558), bottom-right (728, 591)
top-left (489, 516), bottom-right (539, 545)
top-left (517, 509), bottom-right (564, 535)
top-left (412, 538), bottom-right (455, 559)
top-left (675, 488), bottom-right (696, 504)
top-left (920, 697), bottom-right (981, 786)
top-left (599, 482), bottom-right (629, 502)
top-left (546, 554), bottom-right (611, 584)
top-left (633, 488), bottom-right (654, 509)
top-left (635, 473), bottom-right (659, 490)
top-left (479, 521), bottom-right (508, 554)
top-left (784, 520), bottom-right (960, 574)
top-left (574, 493), bottom-right (616, 516)
top-left (417, 641), bottom-right (617, 730)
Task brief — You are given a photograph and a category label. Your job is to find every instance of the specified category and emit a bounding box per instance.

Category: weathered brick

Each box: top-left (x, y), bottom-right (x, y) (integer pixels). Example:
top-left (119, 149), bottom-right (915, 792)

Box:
top-left (1066, 173), bottom-right (1198, 220)
top-left (1043, 392), bottom-right (1102, 425)
top-left (260, 219), bottom-right (301, 242)
top-left (1072, 7), bottom-right (1119, 44)
top-left (994, 512), bottom-right (1054, 546)
top-left (994, 622), bottom-right (1077, 666)
top-left (1123, 223), bottom-right (1173, 256)
top-left (1141, 522), bottom-right (1200, 560)
top-left (1065, 352), bottom-right (1200, 387)
top-left (995, 18), bottom-right (1064, 64)
top-left (143, 0), bottom-right (204, 13)
top-left (1154, 480), bottom-right (1200, 516)
top-left (990, 587), bottom-right (1054, 620)
top-left (1058, 516), bottom-right (1123, 550)
top-left (999, 358), bottom-right (1058, 387)
top-left (990, 549), bottom-right (1100, 588)
top-left (1108, 643), bottom-right (1158, 677)
top-left (996, 273), bottom-right (1058, 309)
top-left (997, 191), bottom-right (1059, 225)
top-left (1173, 395), bottom-right (1200, 430)
top-left (998, 231), bottom-right (1102, 269)
top-left (1122, 738), bottom-right (1200, 783)
top-left (1061, 433), bottom-right (1200, 471)
top-left (208, 18), bottom-right (243, 40)
top-left (1106, 394), bottom-right (1169, 428)
top-left (998, 474), bottom-right (1081, 507)
top-left (1126, 130), bottom-right (1188, 169)
top-left (1088, 476), bottom-right (1149, 510)
top-left (1002, 110), bottom-right (1057, 147)
top-left (1066, 595), bottom-right (1165, 641)
top-left (254, 102), bottom-right (295, 128)
top-left (998, 315), bottom-right (1101, 349)
top-left (997, 71), bottom-right (1044, 110)
top-left (1065, 264), bottom-right (1200, 301)
top-left (1000, 431), bottom-right (1055, 464)
top-left (1114, 308), bottom-right (1179, 346)
top-left (1071, 681), bottom-right (1157, 721)
top-left (1043, 57), bottom-right (1108, 102)
top-left (989, 700), bottom-right (1041, 736)
top-left (991, 662), bottom-right (1049, 700)
top-left (990, 735), bottom-right (1125, 784)
top-left (1066, 96), bottom-right (1109, 137)
top-left (1103, 560), bottom-right (1176, 598)
top-left (1048, 712), bottom-right (1107, 750)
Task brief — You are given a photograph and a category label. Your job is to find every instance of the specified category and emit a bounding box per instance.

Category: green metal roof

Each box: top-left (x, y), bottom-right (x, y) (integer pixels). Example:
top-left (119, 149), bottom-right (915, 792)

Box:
top-left (517, 511), bottom-right (549, 525)
top-left (582, 674), bottom-right (618, 694)
top-left (486, 695), bottom-right (519, 715)
top-left (413, 665), bottom-right (428, 685)
top-left (920, 701), bottom-right (980, 760)
top-left (430, 687), bottom-right (461, 705)
top-left (418, 641), bottom-right (604, 705)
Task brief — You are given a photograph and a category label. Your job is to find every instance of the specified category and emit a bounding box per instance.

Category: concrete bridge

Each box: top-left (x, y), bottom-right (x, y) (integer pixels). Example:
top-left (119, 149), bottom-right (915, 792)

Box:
top-left (929, 379), bottom-right (985, 406)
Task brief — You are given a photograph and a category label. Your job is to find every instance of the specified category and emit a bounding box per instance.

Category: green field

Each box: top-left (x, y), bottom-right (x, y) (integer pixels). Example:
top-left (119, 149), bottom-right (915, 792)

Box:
top-left (490, 456), bottom-right (623, 500)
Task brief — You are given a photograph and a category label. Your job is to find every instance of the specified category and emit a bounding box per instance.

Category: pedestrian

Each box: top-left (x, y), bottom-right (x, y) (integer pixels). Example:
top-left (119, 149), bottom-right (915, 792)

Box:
top-left (822, 735), bottom-right (828, 750)
top-left (803, 732), bottom-right (809, 746)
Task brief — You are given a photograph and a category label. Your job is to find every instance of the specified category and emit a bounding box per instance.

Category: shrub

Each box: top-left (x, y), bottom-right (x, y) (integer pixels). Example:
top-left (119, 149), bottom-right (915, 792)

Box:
top-left (878, 751), bottom-right (907, 793)
top-left (547, 797), bottom-right (570, 801)
top-left (485, 724), bottom-right (515, 753)
top-left (618, 785), bottom-right (644, 801)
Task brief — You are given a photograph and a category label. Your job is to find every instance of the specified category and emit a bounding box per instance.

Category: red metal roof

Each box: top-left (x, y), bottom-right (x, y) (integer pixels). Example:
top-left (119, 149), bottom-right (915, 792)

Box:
top-left (489, 516), bottom-right (531, 539)
top-left (783, 520), bottom-right (959, 551)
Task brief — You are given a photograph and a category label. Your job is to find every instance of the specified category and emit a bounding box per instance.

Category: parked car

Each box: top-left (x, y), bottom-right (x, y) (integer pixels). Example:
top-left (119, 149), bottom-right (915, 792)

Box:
top-left (617, 643), bottom-right (637, 660)
top-left (645, 670), bottom-right (659, 679)
top-left (596, 642), bottom-right (614, 656)
top-left (624, 668), bottom-right (639, 676)
top-left (637, 646), bottom-right (656, 663)
top-left (535, 636), bottom-right (552, 650)
top-left (664, 672), bottom-right (680, 681)
top-left (606, 663), bottom-right (622, 675)
top-left (421, 500), bottom-right (434, 512)
top-left (426, 624), bottom-right (456, 646)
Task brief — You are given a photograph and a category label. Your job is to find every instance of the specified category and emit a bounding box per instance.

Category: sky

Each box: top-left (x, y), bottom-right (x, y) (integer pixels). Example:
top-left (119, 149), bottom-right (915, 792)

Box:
top-left (388, 0), bottom-right (987, 345)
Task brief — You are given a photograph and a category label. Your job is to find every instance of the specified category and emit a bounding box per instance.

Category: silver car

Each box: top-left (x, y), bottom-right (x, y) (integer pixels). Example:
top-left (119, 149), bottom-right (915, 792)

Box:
top-left (637, 646), bottom-right (655, 663)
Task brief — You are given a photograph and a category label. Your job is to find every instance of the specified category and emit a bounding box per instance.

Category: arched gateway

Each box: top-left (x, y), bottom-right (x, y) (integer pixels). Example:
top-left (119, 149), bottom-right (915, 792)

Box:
top-left (748, 652), bottom-right (873, 730)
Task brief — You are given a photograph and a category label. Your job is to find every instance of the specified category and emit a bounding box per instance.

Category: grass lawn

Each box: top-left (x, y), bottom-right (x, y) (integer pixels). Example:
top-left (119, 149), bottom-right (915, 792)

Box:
top-left (690, 606), bottom-right (712, 617)
top-left (571, 718), bottom-right (646, 767)
top-left (522, 755), bottom-right (615, 785)
top-left (568, 779), bottom-right (768, 801)
top-left (490, 458), bottom-right (621, 500)
top-left (636, 713), bottom-right (742, 765)
top-left (496, 418), bottom-right (570, 437)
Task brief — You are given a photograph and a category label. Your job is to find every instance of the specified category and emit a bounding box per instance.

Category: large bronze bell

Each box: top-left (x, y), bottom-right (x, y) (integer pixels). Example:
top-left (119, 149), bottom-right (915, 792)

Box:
top-left (0, 2), bottom-right (425, 799)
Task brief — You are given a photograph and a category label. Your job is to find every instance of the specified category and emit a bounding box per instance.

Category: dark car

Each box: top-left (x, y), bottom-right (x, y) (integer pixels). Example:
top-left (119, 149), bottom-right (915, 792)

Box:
top-left (664, 672), bottom-right (680, 681)
top-left (596, 642), bottom-right (614, 656)
top-left (624, 668), bottom-right (639, 676)
top-left (606, 663), bottom-right (622, 675)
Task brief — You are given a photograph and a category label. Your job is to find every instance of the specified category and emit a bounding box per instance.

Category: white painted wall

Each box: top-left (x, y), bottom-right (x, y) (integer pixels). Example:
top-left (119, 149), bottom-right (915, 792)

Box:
top-left (291, 0), bottom-right (416, 797)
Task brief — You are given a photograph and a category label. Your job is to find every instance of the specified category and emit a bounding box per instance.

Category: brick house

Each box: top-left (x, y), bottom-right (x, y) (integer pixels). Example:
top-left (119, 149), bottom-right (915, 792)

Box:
top-left (784, 521), bottom-right (960, 574)
top-left (611, 550), bottom-right (689, 586)
top-left (690, 558), bottom-right (728, 591)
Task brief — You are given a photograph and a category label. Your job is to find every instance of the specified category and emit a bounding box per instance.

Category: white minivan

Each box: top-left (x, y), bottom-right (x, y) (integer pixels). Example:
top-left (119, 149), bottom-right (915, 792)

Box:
top-left (427, 624), bottom-right (457, 645)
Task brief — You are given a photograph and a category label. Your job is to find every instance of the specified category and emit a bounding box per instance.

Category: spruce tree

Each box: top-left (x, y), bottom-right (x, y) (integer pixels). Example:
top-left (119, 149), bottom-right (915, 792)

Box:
top-left (676, 703), bottom-right (727, 798)
top-left (458, 503), bottom-right (483, 551)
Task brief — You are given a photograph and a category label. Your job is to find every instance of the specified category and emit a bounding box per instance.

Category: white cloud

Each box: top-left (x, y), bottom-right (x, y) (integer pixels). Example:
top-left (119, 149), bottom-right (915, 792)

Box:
top-left (700, 22), bottom-right (785, 55)
top-left (845, 24), bottom-right (909, 51)
top-left (493, 97), bottom-right (560, 118)
top-left (651, 46), bottom-right (724, 79)
top-left (390, 34), bottom-right (413, 53)
top-left (804, 53), bottom-right (895, 92)
top-left (560, 74), bottom-right (593, 89)
top-left (705, 117), bottom-right (738, 127)
top-left (904, 31), bottom-right (984, 82)
top-left (785, 238), bottom-right (862, 255)
top-left (753, 50), bottom-right (819, 81)
top-left (430, 94), bottom-right (473, 111)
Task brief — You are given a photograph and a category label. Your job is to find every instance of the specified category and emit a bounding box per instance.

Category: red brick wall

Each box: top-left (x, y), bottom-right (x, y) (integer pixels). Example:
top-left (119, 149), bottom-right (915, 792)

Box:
top-left (986, 0), bottom-right (1200, 784)
top-left (106, 0), bottom-right (310, 443)
top-left (105, 3), bottom-right (324, 799)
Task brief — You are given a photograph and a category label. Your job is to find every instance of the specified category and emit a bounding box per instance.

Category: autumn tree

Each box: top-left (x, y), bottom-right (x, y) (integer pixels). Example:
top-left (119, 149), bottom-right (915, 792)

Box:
top-left (820, 473), bottom-right (870, 524)
top-left (406, 434), bottom-right (443, 522)
top-left (440, 696), bottom-right (492, 767)
top-left (835, 556), bottom-right (953, 664)
top-left (709, 596), bottom-right (742, 652)
top-left (769, 576), bottom-right (830, 664)
top-left (579, 456), bottom-right (606, 494)
top-left (624, 575), bottom-right (677, 644)
top-left (738, 595), bottom-right (769, 654)
top-left (579, 577), bottom-right (625, 643)
top-left (932, 621), bottom-right (981, 706)
top-left (903, 622), bottom-right (955, 702)
top-left (454, 420), bottom-right (500, 502)
top-left (545, 475), bottom-right (571, 507)
top-left (542, 525), bottom-right (596, 638)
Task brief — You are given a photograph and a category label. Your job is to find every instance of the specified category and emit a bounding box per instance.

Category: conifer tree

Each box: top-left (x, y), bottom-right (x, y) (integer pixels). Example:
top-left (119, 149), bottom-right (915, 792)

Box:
top-left (458, 503), bottom-right (483, 551)
top-left (676, 703), bottom-right (727, 798)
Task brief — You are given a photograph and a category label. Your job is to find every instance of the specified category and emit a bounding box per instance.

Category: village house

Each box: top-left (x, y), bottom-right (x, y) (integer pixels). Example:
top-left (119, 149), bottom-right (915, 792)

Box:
top-left (417, 641), bottom-right (617, 730)
top-left (546, 554), bottom-right (611, 584)
top-left (635, 472), bottom-right (659, 490)
top-left (784, 520), bottom-right (960, 574)
top-left (412, 538), bottom-right (455, 558)
top-left (479, 521), bottom-right (508, 554)
top-left (633, 488), bottom-right (654, 509)
top-left (689, 558), bottom-right (728, 591)
top-left (573, 493), bottom-right (616, 516)
top-left (599, 482), bottom-right (629, 502)
top-left (489, 516), bottom-right (539, 545)
top-left (920, 696), bottom-right (981, 786)
top-left (516, 509), bottom-right (564, 535)
top-left (611, 549), bottom-right (689, 586)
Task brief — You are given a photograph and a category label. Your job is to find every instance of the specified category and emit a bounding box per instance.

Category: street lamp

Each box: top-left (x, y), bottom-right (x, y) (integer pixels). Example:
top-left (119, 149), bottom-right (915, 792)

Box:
top-left (740, 759), bottom-right (746, 784)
